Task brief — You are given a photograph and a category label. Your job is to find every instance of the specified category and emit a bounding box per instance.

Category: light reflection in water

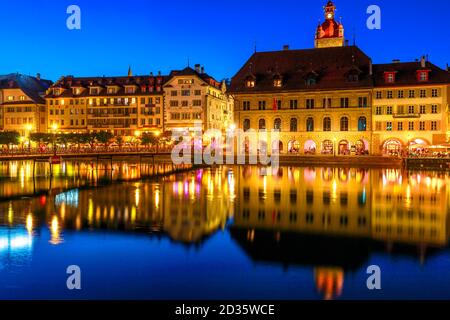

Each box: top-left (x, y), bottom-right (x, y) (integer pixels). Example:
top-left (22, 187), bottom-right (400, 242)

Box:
top-left (0, 163), bottom-right (449, 299)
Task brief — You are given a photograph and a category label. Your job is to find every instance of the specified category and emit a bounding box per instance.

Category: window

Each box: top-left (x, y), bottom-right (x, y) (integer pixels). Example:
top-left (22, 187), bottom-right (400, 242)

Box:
top-left (7, 96), bottom-right (14, 101)
top-left (375, 106), bottom-right (382, 115)
top-left (181, 100), bottom-right (188, 107)
top-left (398, 122), bottom-right (403, 131)
top-left (274, 118), bottom-right (282, 130)
top-left (194, 90), bottom-right (201, 96)
top-left (243, 119), bottom-right (250, 132)
top-left (258, 101), bottom-right (266, 110)
top-left (398, 90), bottom-right (404, 98)
top-left (408, 122), bottom-right (414, 131)
top-left (431, 121), bottom-right (437, 130)
top-left (358, 117), bottom-right (367, 131)
top-left (340, 117), bottom-right (349, 131)
top-left (19, 96), bottom-right (26, 101)
top-left (418, 71), bottom-right (428, 82)
top-left (431, 105), bottom-right (438, 114)
top-left (420, 90), bottom-right (426, 98)
top-left (259, 119), bottom-right (266, 130)
top-left (376, 91), bottom-right (382, 99)
top-left (386, 121), bottom-right (392, 131)
top-left (170, 113), bottom-right (181, 120)
top-left (193, 100), bottom-right (202, 107)
top-left (243, 101), bottom-right (250, 110)
top-left (387, 91), bottom-right (393, 99)
top-left (408, 106), bottom-right (415, 114)
top-left (385, 73), bottom-right (395, 83)
top-left (171, 91), bottom-right (177, 96)
top-left (431, 89), bottom-right (438, 97)
top-left (420, 105), bottom-right (426, 114)
top-left (306, 99), bottom-right (315, 109)
top-left (340, 97), bottom-right (349, 108)
top-left (387, 106), bottom-right (393, 115)
top-left (290, 118), bottom-right (298, 132)
top-left (170, 101), bottom-right (179, 107)
top-left (306, 78), bottom-right (316, 86)
top-left (181, 90), bottom-right (190, 96)
top-left (306, 117), bottom-right (314, 132)
top-left (246, 77), bottom-right (255, 88)
top-left (273, 78), bottom-right (282, 87)
top-left (419, 121), bottom-right (426, 131)
top-left (409, 90), bottom-right (415, 98)
top-left (90, 88), bottom-right (99, 95)
top-left (358, 97), bottom-right (368, 108)
top-left (323, 117), bottom-right (331, 131)
top-left (323, 98), bottom-right (331, 108)
top-left (290, 100), bottom-right (298, 109)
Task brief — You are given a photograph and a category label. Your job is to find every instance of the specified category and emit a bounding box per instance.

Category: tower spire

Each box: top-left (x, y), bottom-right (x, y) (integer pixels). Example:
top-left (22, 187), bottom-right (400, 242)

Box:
top-left (128, 65), bottom-right (132, 77)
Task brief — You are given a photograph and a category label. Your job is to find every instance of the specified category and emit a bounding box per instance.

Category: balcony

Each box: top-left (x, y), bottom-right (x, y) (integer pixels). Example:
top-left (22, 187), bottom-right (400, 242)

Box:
top-left (392, 113), bottom-right (421, 119)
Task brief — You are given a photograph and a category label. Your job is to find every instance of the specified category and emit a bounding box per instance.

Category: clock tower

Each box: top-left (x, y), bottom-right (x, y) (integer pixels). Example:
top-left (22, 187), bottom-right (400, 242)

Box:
top-left (315, 1), bottom-right (345, 48)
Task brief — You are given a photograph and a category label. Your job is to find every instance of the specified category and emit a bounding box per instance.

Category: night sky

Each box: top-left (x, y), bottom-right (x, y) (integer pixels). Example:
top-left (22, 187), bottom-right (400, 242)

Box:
top-left (0, 0), bottom-right (448, 81)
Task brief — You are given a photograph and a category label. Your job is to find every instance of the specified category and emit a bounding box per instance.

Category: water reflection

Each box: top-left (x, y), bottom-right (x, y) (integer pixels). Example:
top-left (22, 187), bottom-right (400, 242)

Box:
top-left (0, 164), bottom-right (449, 299)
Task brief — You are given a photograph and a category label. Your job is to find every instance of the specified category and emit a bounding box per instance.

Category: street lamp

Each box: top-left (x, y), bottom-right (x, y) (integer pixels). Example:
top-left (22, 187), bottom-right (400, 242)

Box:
top-left (51, 123), bottom-right (59, 156)
top-left (25, 124), bottom-right (33, 152)
top-left (154, 130), bottom-right (161, 153)
top-left (333, 138), bottom-right (337, 157)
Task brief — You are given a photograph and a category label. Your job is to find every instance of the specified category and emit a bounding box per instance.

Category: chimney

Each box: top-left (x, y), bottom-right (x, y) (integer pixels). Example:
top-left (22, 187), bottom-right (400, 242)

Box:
top-left (345, 39), bottom-right (349, 46)
top-left (201, 66), bottom-right (205, 74)
top-left (283, 44), bottom-right (289, 51)
top-left (195, 64), bottom-right (201, 73)
top-left (420, 56), bottom-right (426, 68)
top-left (158, 71), bottom-right (161, 76)
top-left (36, 73), bottom-right (41, 81)
top-left (150, 72), bottom-right (153, 76)
top-left (392, 59), bottom-right (400, 63)
top-left (369, 60), bottom-right (373, 76)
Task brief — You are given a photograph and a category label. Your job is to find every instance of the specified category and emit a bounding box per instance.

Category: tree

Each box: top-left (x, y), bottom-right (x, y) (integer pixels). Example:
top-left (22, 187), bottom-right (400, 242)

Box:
top-left (95, 131), bottom-right (113, 148)
top-left (140, 132), bottom-right (160, 149)
top-left (0, 131), bottom-right (20, 149)
top-left (30, 133), bottom-right (52, 146)
top-left (116, 136), bottom-right (124, 148)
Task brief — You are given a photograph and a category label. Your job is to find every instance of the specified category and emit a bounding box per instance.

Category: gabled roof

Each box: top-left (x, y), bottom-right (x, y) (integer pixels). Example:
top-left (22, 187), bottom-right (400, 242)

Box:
top-left (167, 67), bottom-right (222, 89)
top-left (45, 75), bottom-right (169, 98)
top-left (373, 61), bottom-right (450, 87)
top-left (0, 73), bottom-right (53, 104)
top-left (229, 46), bottom-right (373, 93)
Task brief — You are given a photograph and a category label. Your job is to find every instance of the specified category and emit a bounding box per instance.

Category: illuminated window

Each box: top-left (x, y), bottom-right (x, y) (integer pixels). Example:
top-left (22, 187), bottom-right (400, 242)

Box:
top-left (340, 117), bottom-right (349, 131)
top-left (7, 96), bottom-right (14, 101)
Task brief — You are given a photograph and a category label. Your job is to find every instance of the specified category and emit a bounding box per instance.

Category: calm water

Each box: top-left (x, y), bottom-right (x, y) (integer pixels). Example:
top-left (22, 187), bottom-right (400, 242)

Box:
top-left (0, 160), bottom-right (449, 300)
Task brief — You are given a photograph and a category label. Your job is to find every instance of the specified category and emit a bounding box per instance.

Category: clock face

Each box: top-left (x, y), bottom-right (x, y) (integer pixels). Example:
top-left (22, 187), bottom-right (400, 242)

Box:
top-left (327, 13), bottom-right (333, 19)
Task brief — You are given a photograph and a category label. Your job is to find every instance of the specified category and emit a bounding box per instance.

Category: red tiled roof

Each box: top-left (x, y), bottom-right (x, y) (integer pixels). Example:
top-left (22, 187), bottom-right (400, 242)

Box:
top-left (229, 46), bottom-right (373, 93)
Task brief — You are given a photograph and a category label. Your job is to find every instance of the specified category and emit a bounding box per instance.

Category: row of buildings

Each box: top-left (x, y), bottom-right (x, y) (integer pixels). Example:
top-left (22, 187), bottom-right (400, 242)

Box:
top-left (0, 65), bottom-right (233, 138)
top-left (0, 0), bottom-right (449, 156)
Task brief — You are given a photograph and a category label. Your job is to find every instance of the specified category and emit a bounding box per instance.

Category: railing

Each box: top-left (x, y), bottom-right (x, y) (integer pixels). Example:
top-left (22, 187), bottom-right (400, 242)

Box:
top-left (392, 113), bottom-right (421, 118)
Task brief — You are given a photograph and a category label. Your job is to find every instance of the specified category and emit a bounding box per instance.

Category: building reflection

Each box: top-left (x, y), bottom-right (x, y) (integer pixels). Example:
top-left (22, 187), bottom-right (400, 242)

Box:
top-left (0, 164), bottom-right (449, 299)
top-left (231, 166), bottom-right (450, 299)
top-left (0, 166), bottom-right (234, 249)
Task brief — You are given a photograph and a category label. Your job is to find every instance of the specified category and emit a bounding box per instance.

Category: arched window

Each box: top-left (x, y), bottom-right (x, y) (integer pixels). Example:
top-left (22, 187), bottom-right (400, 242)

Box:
top-left (274, 118), bottom-right (282, 130)
top-left (243, 119), bottom-right (250, 132)
top-left (340, 117), bottom-right (349, 131)
top-left (306, 117), bottom-right (314, 132)
top-left (290, 118), bottom-right (298, 132)
top-left (323, 117), bottom-right (331, 132)
top-left (259, 119), bottom-right (266, 130)
top-left (358, 117), bottom-right (367, 131)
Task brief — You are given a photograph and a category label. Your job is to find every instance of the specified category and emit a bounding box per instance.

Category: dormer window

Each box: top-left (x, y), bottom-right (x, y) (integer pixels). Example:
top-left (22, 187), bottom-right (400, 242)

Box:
top-left (245, 76), bottom-right (255, 88)
top-left (125, 86), bottom-right (135, 94)
top-left (107, 87), bottom-right (116, 94)
top-left (417, 70), bottom-right (430, 82)
top-left (90, 87), bottom-right (99, 95)
top-left (306, 78), bottom-right (316, 86)
top-left (348, 74), bottom-right (359, 82)
top-left (384, 72), bottom-right (396, 83)
top-left (273, 77), bottom-right (282, 88)
top-left (53, 88), bottom-right (61, 96)
top-left (73, 88), bottom-right (81, 95)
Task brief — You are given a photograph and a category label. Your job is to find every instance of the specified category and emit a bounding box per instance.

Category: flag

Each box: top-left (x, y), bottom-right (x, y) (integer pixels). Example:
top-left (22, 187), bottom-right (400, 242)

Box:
top-left (273, 98), bottom-right (278, 111)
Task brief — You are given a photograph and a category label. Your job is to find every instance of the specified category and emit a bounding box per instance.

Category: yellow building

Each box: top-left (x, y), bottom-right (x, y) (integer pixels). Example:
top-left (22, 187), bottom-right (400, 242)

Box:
top-left (372, 59), bottom-right (450, 155)
top-left (163, 65), bottom-right (233, 133)
top-left (230, 0), bottom-right (450, 156)
top-left (0, 73), bottom-right (52, 135)
top-left (45, 70), bottom-right (164, 137)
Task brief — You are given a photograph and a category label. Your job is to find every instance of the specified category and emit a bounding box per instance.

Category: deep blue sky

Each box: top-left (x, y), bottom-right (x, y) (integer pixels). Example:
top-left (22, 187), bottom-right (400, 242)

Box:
top-left (0, 0), bottom-right (448, 81)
